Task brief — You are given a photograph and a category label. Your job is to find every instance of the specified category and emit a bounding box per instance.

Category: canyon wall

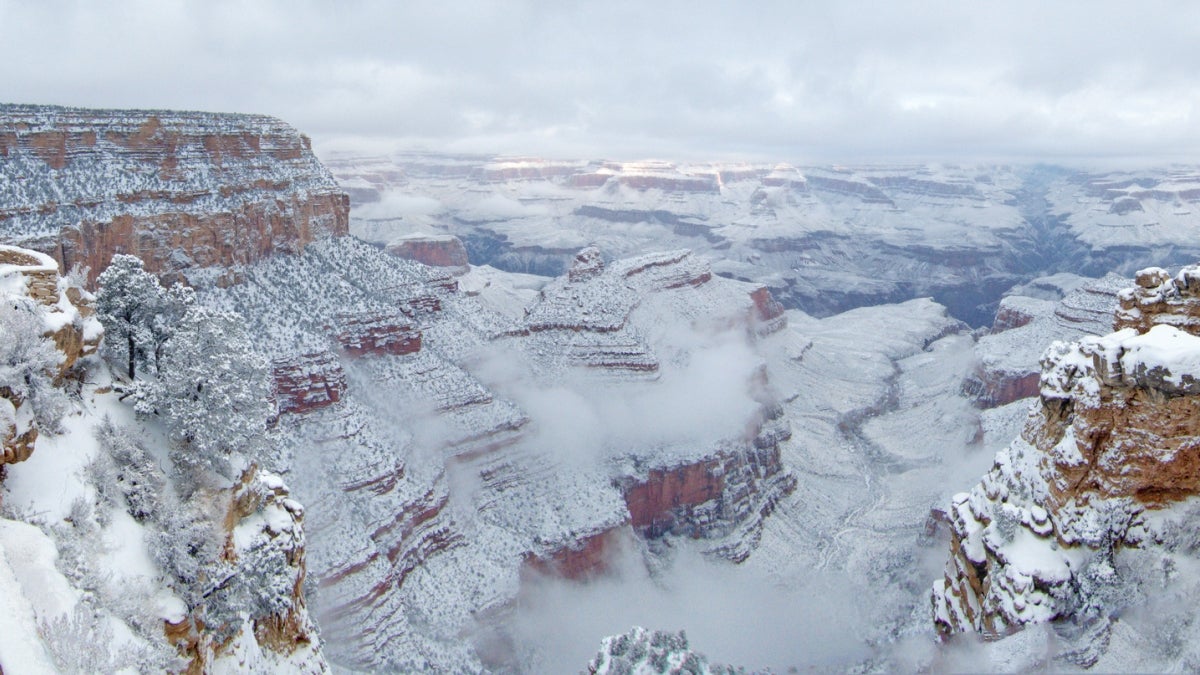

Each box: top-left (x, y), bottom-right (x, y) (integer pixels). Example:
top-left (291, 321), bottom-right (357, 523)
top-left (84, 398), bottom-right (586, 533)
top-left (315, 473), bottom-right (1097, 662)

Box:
top-left (0, 104), bottom-right (348, 286)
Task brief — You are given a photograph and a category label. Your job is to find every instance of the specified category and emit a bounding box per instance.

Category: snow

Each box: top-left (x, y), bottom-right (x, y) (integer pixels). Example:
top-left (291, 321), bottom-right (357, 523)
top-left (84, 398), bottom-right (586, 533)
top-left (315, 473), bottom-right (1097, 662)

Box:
top-left (155, 593), bottom-right (188, 624)
top-left (998, 526), bottom-right (1071, 583)
top-left (0, 522), bottom-right (60, 674)
top-left (1118, 324), bottom-right (1200, 387)
top-left (98, 507), bottom-right (157, 581)
top-left (3, 389), bottom-right (132, 521)
top-left (0, 244), bottom-right (58, 276)
top-left (0, 519), bottom-right (78, 620)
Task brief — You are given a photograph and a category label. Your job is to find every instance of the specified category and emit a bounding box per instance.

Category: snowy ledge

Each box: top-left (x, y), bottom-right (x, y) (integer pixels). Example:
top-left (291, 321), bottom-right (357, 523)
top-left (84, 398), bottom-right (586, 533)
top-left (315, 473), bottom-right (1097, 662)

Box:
top-left (0, 245), bottom-right (57, 277)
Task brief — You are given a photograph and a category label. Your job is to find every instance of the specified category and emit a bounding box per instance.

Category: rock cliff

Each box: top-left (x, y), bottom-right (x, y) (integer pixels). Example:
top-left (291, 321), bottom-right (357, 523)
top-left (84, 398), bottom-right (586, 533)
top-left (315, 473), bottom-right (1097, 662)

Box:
top-left (933, 262), bottom-right (1200, 646)
top-left (385, 234), bottom-right (470, 275)
top-left (0, 104), bottom-right (348, 286)
top-left (167, 467), bottom-right (326, 673)
top-left (964, 275), bottom-right (1124, 408)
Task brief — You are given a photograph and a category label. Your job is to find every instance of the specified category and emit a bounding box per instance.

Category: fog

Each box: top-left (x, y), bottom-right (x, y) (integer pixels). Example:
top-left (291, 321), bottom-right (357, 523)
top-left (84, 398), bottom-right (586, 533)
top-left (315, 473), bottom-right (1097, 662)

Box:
top-left (471, 324), bottom-right (763, 468)
top-left (513, 541), bottom-right (866, 672)
top-left (352, 192), bottom-right (444, 220)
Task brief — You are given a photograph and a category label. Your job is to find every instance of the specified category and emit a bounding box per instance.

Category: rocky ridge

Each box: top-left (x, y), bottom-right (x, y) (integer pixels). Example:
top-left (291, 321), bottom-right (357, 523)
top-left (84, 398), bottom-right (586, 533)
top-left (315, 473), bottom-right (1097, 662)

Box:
top-left (933, 262), bottom-right (1200, 665)
top-left (0, 245), bottom-right (100, 467)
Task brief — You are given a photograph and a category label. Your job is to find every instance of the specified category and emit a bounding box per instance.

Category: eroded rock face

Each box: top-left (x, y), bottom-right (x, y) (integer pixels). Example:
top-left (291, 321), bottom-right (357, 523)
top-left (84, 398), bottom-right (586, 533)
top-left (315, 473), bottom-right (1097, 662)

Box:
top-left (272, 352), bottom-right (347, 415)
top-left (330, 313), bottom-right (422, 357)
top-left (0, 104), bottom-right (348, 286)
top-left (933, 263), bottom-right (1200, 638)
top-left (167, 466), bottom-right (326, 673)
top-left (523, 526), bottom-right (631, 581)
top-left (385, 234), bottom-right (469, 274)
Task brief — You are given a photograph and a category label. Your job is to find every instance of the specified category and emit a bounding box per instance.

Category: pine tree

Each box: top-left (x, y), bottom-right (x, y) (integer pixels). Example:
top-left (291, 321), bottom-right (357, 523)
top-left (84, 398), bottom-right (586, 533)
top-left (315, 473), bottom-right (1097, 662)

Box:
top-left (137, 306), bottom-right (273, 477)
top-left (95, 255), bottom-right (162, 380)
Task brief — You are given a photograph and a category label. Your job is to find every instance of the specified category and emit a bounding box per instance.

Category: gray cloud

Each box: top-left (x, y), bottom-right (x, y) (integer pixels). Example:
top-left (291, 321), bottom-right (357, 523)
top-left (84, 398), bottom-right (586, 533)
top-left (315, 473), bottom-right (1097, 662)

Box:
top-left (2, 0), bottom-right (1198, 161)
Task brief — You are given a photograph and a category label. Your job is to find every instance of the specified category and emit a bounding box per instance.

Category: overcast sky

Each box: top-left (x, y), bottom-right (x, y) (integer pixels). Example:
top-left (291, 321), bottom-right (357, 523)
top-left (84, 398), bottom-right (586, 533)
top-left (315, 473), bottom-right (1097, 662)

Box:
top-left (2, 0), bottom-right (1199, 163)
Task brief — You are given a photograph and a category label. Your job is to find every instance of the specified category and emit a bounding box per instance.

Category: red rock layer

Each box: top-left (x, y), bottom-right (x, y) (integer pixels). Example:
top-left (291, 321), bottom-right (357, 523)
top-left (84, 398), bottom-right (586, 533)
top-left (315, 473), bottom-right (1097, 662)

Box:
top-left (272, 352), bottom-right (347, 415)
top-left (331, 314), bottom-right (422, 357)
top-left (621, 442), bottom-right (793, 548)
top-left (625, 459), bottom-right (724, 534)
top-left (385, 236), bottom-right (469, 270)
top-left (992, 303), bottom-right (1037, 333)
top-left (522, 526), bottom-right (629, 581)
top-left (963, 369), bottom-right (1041, 409)
top-left (59, 193), bottom-right (349, 286)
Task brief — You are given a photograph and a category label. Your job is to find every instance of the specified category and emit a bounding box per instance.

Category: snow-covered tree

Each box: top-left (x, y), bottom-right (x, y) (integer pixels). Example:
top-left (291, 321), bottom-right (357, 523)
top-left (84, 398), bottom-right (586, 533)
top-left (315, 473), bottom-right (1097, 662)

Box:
top-left (0, 298), bottom-right (68, 430)
top-left (95, 254), bottom-right (194, 380)
top-left (136, 306), bottom-right (273, 477)
top-left (96, 255), bottom-right (160, 380)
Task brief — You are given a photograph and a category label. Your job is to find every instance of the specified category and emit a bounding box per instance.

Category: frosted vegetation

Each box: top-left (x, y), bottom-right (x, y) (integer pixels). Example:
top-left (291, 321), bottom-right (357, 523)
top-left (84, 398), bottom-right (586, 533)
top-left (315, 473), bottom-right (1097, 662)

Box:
top-left (0, 250), bottom-right (314, 672)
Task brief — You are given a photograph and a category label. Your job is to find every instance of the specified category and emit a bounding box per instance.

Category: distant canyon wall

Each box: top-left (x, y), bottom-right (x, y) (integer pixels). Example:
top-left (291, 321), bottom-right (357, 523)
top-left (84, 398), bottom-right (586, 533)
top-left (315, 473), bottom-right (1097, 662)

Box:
top-left (0, 104), bottom-right (348, 286)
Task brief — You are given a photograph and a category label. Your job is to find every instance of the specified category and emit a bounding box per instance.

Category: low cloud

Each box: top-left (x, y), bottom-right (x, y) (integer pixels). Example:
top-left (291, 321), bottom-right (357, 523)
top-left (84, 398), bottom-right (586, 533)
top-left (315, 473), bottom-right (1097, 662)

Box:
top-left (511, 542), bottom-right (868, 672)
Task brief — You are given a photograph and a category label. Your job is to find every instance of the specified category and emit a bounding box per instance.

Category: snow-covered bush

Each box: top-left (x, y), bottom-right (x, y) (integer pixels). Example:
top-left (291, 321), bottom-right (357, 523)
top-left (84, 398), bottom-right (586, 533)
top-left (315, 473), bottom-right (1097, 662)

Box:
top-left (201, 536), bottom-right (294, 643)
top-left (90, 416), bottom-right (165, 522)
top-left (0, 297), bottom-right (69, 431)
top-left (150, 502), bottom-right (223, 602)
top-left (38, 602), bottom-right (126, 673)
top-left (588, 626), bottom-right (737, 675)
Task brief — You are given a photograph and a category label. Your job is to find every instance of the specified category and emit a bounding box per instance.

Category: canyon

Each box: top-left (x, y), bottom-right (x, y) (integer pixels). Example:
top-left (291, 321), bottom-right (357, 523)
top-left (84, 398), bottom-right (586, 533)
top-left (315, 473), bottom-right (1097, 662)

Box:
top-left (5, 103), bottom-right (1200, 671)
top-left (328, 155), bottom-right (1200, 329)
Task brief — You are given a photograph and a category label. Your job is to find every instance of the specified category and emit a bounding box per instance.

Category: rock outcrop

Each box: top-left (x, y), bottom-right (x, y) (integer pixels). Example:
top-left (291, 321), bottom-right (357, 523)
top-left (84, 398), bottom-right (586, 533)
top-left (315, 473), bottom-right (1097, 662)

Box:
top-left (272, 352), bottom-right (347, 415)
top-left (0, 245), bottom-right (101, 467)
top-left (0, 104), bottom-right (348, 286)
top-left (385, 234), bottom-right (469, 274)
top-left (167, 466), bottom-right (326, 673)
top-left (621, 442), bottom-right (794, 560)
top-left (933, 262), bottom-right (1200, 639)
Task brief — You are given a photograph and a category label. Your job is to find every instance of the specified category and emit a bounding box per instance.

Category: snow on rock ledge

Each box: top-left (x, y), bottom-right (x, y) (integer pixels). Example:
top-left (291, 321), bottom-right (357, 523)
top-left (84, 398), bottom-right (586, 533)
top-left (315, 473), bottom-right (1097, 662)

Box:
top-left (934, 264), bottom-right (1200, 639)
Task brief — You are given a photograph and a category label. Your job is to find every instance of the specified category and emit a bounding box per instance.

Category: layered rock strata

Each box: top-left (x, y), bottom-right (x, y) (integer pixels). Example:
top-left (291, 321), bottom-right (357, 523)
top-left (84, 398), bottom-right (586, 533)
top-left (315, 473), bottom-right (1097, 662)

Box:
top-left (933, 262), bottom-right (1200, 638)
top-left (964, 275), bottom-right (1124, 408)
top-left (0, 104), bottom-right (348, 286)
